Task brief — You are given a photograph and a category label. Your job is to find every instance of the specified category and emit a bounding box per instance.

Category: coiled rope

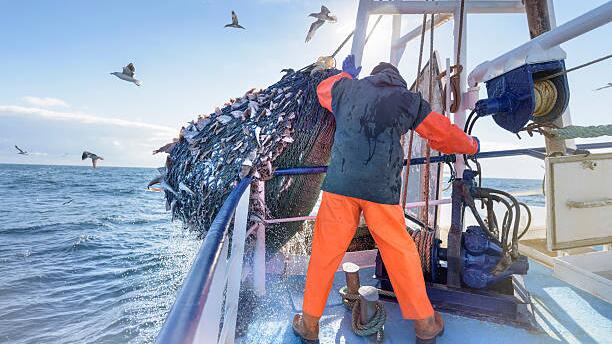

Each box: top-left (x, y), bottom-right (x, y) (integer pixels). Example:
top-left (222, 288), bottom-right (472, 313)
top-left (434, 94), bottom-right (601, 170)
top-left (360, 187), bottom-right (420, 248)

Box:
top-left (338, 286), bottom-right (396, 343)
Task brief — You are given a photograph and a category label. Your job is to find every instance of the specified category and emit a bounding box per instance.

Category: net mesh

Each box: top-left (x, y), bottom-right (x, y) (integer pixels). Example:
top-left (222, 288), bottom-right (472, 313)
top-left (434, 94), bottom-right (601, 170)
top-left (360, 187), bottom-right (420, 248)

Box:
top-left (156, 69), bottom-right (338, 251)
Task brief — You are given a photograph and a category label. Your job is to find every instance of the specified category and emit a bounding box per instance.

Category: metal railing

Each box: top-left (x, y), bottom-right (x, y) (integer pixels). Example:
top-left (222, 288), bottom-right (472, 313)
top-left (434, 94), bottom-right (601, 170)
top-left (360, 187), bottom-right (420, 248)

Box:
top-left (156, 141), bottom-right (612, 343)
top-left (156, 177), bottom-right (252, 344)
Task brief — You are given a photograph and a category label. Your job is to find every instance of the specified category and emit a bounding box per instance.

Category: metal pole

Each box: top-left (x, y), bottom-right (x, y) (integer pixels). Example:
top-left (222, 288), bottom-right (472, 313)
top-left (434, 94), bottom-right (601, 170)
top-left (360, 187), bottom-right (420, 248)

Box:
top-left (368, 1), bottom-right (525, 15)
top-left (253, 181), bottom-right (266, 296)
top-left (453, 3), bottom-right (468, 177)
top-left (343, 262), bottom-right (361, 295)
top-left (524, 0), bottom-right (567, 155)
top-left (351, 0), bottom-right (371, 67)
top-left (390, 14), bottom-right (403, 66)
top-left (219, 188), bottom-right (251, 344)
top-left (358, 286), bottom-right (379, 324)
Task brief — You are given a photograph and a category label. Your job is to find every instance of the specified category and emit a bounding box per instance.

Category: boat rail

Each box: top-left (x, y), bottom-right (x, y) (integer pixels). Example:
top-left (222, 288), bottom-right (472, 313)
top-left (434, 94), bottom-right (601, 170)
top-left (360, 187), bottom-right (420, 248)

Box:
top-left (156, 141), bottom-right (611, 344)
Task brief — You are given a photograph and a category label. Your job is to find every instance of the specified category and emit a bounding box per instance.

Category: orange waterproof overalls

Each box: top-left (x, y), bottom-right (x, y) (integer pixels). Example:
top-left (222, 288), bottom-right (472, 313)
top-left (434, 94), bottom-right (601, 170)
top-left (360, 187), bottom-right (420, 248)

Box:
top-left (302, 72), bottom-right (479, 320)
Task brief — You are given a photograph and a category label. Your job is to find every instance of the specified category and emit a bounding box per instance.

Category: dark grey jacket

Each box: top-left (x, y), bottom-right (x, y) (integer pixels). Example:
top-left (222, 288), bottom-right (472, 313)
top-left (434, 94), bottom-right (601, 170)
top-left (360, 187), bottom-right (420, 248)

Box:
top-left (320, 69), bottom-right (431, 204)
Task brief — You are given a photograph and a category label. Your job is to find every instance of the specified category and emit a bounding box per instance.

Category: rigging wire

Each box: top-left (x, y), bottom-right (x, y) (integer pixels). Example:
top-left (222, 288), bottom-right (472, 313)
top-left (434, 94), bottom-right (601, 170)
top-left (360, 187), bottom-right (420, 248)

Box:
top-left (400, 10), bottom-right (430, 208)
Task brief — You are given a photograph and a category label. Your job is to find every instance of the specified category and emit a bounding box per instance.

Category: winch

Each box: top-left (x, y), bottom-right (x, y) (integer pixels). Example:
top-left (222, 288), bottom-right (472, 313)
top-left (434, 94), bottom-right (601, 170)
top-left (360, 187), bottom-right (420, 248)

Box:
top-left (473, 60), bottom-right (570, 133)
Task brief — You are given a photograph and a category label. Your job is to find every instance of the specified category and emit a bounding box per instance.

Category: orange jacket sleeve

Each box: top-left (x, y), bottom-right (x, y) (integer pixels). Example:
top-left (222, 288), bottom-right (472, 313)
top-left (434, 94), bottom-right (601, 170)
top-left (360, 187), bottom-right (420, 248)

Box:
top-left (415, 111), bottom-right (479, 155)
top-left (316, 72), bottom-right (353, 112)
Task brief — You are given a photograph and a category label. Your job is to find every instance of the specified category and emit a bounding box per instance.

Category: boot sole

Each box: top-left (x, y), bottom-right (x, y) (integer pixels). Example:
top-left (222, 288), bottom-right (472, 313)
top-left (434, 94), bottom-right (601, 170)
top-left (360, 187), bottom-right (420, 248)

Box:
top-left (292, 328), bottom-right (319, 344)
top-left (416, 327), bottom-right (444, 344)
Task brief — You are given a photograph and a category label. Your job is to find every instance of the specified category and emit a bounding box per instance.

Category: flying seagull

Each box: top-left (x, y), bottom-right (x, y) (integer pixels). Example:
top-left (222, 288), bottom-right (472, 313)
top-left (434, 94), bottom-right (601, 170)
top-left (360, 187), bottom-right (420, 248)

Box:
top-left (14, 145), bottom-right (28, 155)
top-left (82, 151), bottom-right (104, 169)
top-left (594, 83), bottom-right (612, 91)
top-left (306, 5), bottom-right (337, 43)
top-left (225, 11), bottom-right (245, 29)
top-left (110, 63), bottom-right (142, 86)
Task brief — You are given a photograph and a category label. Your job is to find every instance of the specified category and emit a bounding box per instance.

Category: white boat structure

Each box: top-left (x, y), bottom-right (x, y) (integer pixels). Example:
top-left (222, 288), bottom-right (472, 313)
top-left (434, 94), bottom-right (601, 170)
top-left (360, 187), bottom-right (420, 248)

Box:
top-left (156, 1), bottom-right (612, 343)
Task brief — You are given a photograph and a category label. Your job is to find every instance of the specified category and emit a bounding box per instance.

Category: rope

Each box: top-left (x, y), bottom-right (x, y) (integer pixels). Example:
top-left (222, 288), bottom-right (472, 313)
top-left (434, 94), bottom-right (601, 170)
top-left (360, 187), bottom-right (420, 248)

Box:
top-left (421, 11), bottom-right (436, 229)
top-left (549, 124), bottom-right (612, 139)
top-left (539, 53), bottom-right (612, 81)
top-left (400, 8), bottom-right (429, 208)
top-left (339, 286), bottom-right (394, 343)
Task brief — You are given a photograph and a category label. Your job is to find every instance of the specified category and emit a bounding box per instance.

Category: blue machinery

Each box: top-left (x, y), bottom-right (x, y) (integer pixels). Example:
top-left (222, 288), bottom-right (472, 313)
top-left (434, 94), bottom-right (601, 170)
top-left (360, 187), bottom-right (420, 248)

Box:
top-left (474, 60), bottom-right (570, 133)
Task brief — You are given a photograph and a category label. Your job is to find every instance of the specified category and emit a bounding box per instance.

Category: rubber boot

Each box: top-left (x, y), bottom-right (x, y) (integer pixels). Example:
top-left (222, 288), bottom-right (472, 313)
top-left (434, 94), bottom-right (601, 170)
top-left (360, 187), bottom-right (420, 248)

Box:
top-left (292, 313), bottom-right (320, 343)
top-left (414, 312), bottom-right (445, 344)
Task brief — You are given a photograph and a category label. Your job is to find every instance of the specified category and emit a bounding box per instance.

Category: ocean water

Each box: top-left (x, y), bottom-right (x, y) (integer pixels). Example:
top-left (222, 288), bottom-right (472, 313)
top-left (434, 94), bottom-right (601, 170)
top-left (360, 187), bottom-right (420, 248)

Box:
top-left (0, 164), bottom-right (200, 344)
top-left (0, 164), bottom-right (545, 344)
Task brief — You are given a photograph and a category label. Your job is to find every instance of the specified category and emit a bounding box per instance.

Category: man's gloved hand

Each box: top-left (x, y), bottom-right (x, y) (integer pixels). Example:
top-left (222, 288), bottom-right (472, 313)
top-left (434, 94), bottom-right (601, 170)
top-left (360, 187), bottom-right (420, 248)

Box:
top-left (342, 54), bottom-right (362, 79)
top-left (472, 136), bottom-right (480, 154)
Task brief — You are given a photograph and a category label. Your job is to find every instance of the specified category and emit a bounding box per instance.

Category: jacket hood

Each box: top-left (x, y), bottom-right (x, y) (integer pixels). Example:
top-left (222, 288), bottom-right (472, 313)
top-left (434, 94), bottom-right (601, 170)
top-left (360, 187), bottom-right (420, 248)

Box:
top-left (365, 67), bottom-right (408, 89)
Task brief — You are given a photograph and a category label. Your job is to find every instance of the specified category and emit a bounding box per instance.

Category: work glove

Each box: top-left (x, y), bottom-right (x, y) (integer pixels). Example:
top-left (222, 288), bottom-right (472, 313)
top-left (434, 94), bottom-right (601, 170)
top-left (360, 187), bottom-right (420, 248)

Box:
top-left (342, 54), bottom-right (362, 79)
top-left (472, 136), bottom-right (480, 154)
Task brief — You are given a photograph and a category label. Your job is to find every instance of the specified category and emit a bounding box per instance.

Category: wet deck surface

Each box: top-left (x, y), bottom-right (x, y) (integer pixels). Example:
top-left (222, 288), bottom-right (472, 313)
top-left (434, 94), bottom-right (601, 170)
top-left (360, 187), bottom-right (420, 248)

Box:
top-left (236, 260), bottom-right (612, 343)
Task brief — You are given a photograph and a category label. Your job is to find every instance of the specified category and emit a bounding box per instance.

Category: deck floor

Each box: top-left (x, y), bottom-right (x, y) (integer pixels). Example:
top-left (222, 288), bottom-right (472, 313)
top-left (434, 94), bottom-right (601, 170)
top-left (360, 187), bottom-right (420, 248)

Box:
top-left (236, 260), bottom-right (612, 344)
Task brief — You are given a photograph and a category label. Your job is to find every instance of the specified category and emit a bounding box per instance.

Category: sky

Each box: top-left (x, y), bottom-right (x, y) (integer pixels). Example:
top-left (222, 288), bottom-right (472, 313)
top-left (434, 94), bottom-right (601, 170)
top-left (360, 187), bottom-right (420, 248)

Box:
top-left (0, 0), bottom-right (610, 178)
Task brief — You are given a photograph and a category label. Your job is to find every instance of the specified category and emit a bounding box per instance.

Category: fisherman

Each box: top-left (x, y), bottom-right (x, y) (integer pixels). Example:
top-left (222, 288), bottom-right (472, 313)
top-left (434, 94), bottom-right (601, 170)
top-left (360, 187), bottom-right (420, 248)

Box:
top-left (292, 55), bottom-right (479, 343)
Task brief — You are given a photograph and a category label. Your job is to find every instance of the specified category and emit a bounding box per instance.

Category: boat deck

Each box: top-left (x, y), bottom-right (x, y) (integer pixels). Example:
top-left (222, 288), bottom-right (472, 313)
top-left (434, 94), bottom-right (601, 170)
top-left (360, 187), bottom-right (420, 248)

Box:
top-left (237, 260), bottom-right (612, 343)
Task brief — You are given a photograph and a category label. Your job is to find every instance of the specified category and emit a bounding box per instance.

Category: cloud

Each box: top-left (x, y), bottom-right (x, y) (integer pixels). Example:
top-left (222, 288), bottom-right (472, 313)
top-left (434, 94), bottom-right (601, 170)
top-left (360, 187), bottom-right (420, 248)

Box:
top-left (22, 96), bottom-right (70, 108)
top-left (0, 105), bottom-right (177, 135)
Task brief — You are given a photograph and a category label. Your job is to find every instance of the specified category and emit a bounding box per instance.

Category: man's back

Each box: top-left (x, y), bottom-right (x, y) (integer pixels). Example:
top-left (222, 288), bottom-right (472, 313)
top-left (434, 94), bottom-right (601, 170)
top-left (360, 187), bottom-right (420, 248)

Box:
top-left (321, 67), bottom-right (431, 204)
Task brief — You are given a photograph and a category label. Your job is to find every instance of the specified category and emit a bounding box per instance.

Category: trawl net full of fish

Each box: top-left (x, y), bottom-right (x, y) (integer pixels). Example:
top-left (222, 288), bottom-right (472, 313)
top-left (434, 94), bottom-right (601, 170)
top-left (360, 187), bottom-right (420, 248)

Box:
top-left (152, 69), bottom-right (338, 249)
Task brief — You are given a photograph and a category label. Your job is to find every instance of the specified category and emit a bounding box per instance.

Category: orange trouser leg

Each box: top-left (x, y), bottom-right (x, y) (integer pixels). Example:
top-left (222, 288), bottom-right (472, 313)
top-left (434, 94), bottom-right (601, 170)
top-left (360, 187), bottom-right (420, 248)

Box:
top-left (361, 200), bottom-right (435, 320)
top-left (302, 192), bottom-right (361, 317)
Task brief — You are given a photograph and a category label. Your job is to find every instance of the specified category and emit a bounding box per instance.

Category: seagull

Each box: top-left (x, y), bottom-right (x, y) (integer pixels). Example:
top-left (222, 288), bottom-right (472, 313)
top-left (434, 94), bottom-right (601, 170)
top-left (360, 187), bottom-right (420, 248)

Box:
top-left (110, 63), bottom-right (142, 86)
top-left (225, 11), bottom-right (245, 29)
top-left (594, 83), bottom-right (612, 91)
top-left (306, 5), bottom-right (337, 43)
top-left (14, 145), bottom-right (28, 155)
top-left (82, 151), bottom-right (104, 169)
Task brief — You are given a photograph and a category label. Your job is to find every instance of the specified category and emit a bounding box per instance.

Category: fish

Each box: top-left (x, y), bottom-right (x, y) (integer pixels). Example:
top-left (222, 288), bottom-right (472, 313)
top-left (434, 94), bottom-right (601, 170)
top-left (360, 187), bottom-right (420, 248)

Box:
top-left (217, 115), bottom-right (233, 124)
top-left (160, 180), bottom-right (179, 197)
top-left (179, 182), bottom-right (195, 196)
top-left (148, 175), bottom-right (163, 189)
top-left (255, 127), bottom-right (262, 146)
top-left (153, 142), bottom-right (177, 155)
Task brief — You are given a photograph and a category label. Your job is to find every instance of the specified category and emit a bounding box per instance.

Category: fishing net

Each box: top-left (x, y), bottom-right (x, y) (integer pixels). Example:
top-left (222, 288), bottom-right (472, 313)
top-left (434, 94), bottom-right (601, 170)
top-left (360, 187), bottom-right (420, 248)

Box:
top-left (404, 54), bottom-right (445, 229)
top-left (155, 68), bottom-right (338, 251)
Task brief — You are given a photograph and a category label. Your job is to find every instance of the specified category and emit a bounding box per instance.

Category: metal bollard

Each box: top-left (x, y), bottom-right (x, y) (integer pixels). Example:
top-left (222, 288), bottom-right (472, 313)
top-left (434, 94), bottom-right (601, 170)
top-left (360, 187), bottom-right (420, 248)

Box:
top-left (342, 262), bottom-right (361, 295)
top-left (358, 286), bottom-right (379, 325)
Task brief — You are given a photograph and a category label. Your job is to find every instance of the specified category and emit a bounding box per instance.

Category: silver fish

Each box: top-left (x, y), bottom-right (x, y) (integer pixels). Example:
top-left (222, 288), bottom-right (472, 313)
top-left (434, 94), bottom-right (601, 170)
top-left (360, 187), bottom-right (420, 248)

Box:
top-left (160, 180), bottom-right (179, 197)
top-left (255, 126), bottom-right (262, 146)
top-left (217, 115), bottom-right (233, 124)
top-left (248, 100), bottom-right (260, 114)
top-left (179, 182), bottom-right (195, 196)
